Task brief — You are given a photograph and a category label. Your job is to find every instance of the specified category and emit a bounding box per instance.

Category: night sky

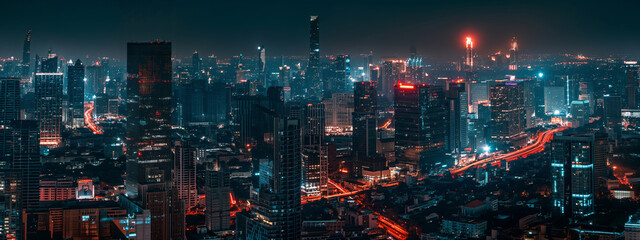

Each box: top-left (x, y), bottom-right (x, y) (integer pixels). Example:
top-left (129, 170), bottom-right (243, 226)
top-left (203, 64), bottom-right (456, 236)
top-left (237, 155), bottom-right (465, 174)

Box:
top-left (1, 0), bottom-right (639, 61)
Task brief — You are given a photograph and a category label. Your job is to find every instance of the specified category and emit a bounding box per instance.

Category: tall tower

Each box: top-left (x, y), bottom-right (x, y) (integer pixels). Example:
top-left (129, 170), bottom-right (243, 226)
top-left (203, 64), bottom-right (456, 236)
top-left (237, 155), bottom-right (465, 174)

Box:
top-left (447, 81), bottom-right (468, 153)
top-left (394, 83), bottom-right (448, 171)
top-left (67, 60), bottom-right (85, 128)
top-left (125, 42), bottom-right (172, 240)
top-left (301, 102), bottom-right (327, 197)
top-left (35, 73), bottom-right (63, 147)
top-left (489, 81), bottom-right (526, 149)
top-left (21, 30), bottom-right (31, 77)
top-left (509, 37), bottom-right (518, 71)
top-left (257, 45), bottom-right (266, 88)
top-left (465, 37), bottom-right (474, 71)
top-left (205, 164), bottom-right (231, 232)
top-left (353, 81), bottom-right (378, 177)
top-left (625, 61), bottom-right (639, 109)
top-left (308, 15), bottom-right (321, 100)
top-left (173, 141), bottom-right (197, 210)
top-left (192, 51), bottom-right (202, 79)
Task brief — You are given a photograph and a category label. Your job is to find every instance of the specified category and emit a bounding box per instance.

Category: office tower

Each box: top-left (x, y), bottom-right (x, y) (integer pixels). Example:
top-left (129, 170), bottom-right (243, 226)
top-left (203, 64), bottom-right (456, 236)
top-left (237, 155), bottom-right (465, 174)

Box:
top-left (394, 83), bottom-right (447, 171)
top-left (67, 59), bottom-right (85, 128)
top-left (448, 81), bottom-right (468, 153)
top-left (603, 95), bottom-right (622, 139)
top-left (35, 73), bottom-right (63, 147)
top-left (21, 30), bottom-right (31, 77)
top-left (173, 142), bottom-right (197, 211)
top-left (39, 52), bottom-right (58, 73)
top-left (470, 81), bottom-right (488, 113)
top-left (85, 63), bottom-right (105, 99)
top-left (237, 112), bottom-right (301, 239)
top-left (625, 61), bottom-right (639, 108)
top-left (508, 37), bottom-right (518, 70)
top-left (551, 132), bottom-right (601, 219)
top-left (379, 59), bottom-right (405, 105)
top-left (0, 120), bottom-right (40, 240)
top-left (307, 15), bottom-right (322, 100)
top-left (330, 54), bottom-right (350, 94)
top-left (489, 81), bottom-right (526, 148)
top-left (257, 45), bottom-right (266, 88)
top-left (279, 65), bottom-right (292, 101)
top-left (126, 42), bottom-right (172, 240)
top-left (465, 37), bottom-right (474, 71)
top-left (570, 100), bottom-right (589, 127)
top-left (323, 93), bottom-right (353, 131)
top-left (353, 81), bottom-right (377, 176)
top-left (361, 52), bottom-right (373, 81)
top-left (0, 78), bottom-right (21, 126)
top-left (370, 66), bottom-right (379, 83)
top-left (205, 165), bottom-right (231, 232)
top-left (192, 51), bottom-right (202, 78)
top-left (232, 95), bottom-right (267, 147)
top-left (301, 102), bottom-right (327, 197)
top-left (544, 86), bottom-right (567, 115)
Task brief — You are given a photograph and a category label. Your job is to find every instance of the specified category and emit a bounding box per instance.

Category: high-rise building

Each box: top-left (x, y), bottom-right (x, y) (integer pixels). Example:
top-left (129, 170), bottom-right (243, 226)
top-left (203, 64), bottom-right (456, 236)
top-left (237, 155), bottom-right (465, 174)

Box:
top-left (570, 100), bottom-right (589, 127)
top-left (173, 141), bottom-right (197, 211)
top-left (192, 51), bottom-right (202, 78)
top-left (544, 86), bottom-right (567, 115)
top-left (0, 120), bottom-right (40, 240)
top-left (551, 132), bottom-right (600, 219)
top-left (85, 63), bottom-right (105, 99)
top-left (508, 37), bottom-right (518, 71)
top-left (21, 30), bottom-right (31, 77)
top-left (625, 61), bottom-right (639, 109)
top-left (237, 111), bottom-right (301, 239)
top-left (489, 81), bottom-right (526, 148)
top-left (0, 78), bottom-right (21, 126)
top-left (353, 81), bottom-right (377, 176)
top-left (257, 45), bottom-right (266, 89)
top-left (603, 95), bottom-right (622, 139)
top-left (307, 15), bottom-right (322, 100)
top-left (125, 42), bottom-right (173, 240)
top-left (301, 102), bottom-right (327, 197)
top-left (35, 73), bottom-right (63, 147)
top-left (328, 54), bottom-right (350, 95)
top-left (465, 37), bottom-right (474, 72)
top-left (279, 65), bottom-right (292, 101)
top-left (394, 83), bottom-right (448, 171)
top-left (323, 93), bottom-right (353, 131)
top-left (67, 59), bottom-right (85, 128)
top-left (205, 165), bottom-right (231, 232)
top-left (448, 81), bottom-right (468, 153)
top-left (39, 52), bottom-right (58, 73)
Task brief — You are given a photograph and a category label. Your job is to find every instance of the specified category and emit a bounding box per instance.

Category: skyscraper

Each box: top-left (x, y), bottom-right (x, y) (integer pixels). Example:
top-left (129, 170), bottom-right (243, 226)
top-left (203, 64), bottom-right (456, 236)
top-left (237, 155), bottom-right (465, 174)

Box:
top-left (551, 132), bottom-right (600, 219)
top-left (192, 51), bottom-right (202, 78)
top-left (394, 83), bottom-right (448, 171)
top-left (301, 102), bottom-right (327, 197)
top-left (205, 165), bottom-right (231, 232)
top-left (173, 141), bottom-right (197, 211)
top-left (489, 81), bottom-right (526, 148)
top-left (21, 30), bottom-right (31, 77)
top-left (237, 111), bottom-right (301, 239)
top-left (39, 52), bottom-right (58, 73)
top-left (0, 120), bottom-right (40, 240)
top-left (67, 59), bottom-right (85, 128)
top-left (353, 81), bottom-right (377, 176)
top-left (0, 78), bottom-right (21, 126)
top-left (257, 45), bottom-right (266, 89)
top-left (330, 54), bottom-right (350, 94)
top-left (447, 81), bottom-right (468, 153)
top-left (625, 61), bottom-right (639, 109)
top-left (603, 95), bottom-right (622, 139)
top-left (125, 42), bottom-right (172, 240)
top-left (307, 15), bottom-right (322, 100)
top-left (35, 73), bottom-right (63, 147)
top-left (508, 37), bottom-right (518, 71)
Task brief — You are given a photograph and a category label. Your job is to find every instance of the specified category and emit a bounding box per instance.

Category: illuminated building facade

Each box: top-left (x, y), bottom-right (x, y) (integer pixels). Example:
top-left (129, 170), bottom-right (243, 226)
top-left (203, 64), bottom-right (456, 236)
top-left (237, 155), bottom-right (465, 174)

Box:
top-left (205, 166), bottom-right (231, 232)
top-left (551, 133), bottom-right (598, 219)
top-left (301, 103), bottom-right (327, 196)
top-left (489, 81), bottom-right (525, 148)
top-left (394, 83), bottom-right (448, 171)
top-left (625, 61), bottom-right (639, 109)
top-left (447, 81), bottom-right (468, 153)
top-left (35, 73), bottom-right (63, 147)
top-left (174, 142), bottom-right (197, 211)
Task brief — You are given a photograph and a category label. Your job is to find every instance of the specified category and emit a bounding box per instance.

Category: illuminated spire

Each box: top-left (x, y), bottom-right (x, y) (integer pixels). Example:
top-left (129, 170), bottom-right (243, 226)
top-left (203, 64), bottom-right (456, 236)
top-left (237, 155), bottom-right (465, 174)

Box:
top-left (465, 36), bottom-right (474, 71)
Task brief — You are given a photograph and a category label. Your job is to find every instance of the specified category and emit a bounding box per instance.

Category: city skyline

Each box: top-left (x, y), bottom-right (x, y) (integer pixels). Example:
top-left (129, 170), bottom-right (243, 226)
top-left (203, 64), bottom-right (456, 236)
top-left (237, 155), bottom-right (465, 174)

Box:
top-left (2, 1), bottom-right (640, 60)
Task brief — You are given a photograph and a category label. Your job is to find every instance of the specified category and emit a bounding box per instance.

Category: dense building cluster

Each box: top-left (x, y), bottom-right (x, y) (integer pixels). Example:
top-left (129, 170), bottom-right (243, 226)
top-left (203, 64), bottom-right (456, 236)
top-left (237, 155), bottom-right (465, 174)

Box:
top-left (2, 13), bottom-right (640, 240)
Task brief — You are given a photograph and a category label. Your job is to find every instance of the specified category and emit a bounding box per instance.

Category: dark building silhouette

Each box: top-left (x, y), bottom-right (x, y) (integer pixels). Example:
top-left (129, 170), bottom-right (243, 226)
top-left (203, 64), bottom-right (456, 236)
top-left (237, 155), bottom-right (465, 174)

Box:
top-left (307, 15), bottom-right (321, 100)
top-left (125, 41), bottom-right (173, 240)
top-left (35, 73), bottom-right (63, 147)
top-left (21, 30), bottom-right (31, 77)
top-left (0, 78), bottom-right (21, 126)
top-left (67, 59), bottom-right (85, 128)
top-left (205, 164), bottom-right (231, 232)
top-left (353, 81), bottom-right (377, 176)
top-left (394, 83), bottom-right (448, 171)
